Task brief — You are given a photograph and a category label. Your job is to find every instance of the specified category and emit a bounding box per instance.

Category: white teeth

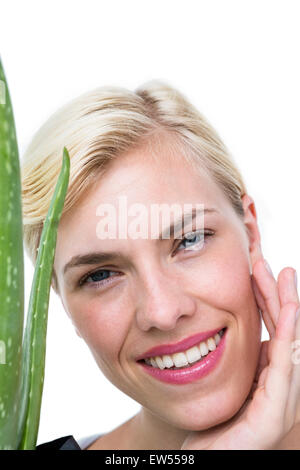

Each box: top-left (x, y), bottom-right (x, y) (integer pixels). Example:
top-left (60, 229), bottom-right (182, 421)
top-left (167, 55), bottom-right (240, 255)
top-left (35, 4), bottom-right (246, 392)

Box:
top-left (150, 357), bottom-right (158, 368)
top-left (155, 356), bottom-right (165, 370)
top-left (199, 341), bottom-right (209, 357)
top-left (143, 328), bottom-right (225, 370)
top-left (214, 333), bottom-right (220, 345)
top-left (207, 337), bottom-right (216, 351)
top-left (162, 354), bottom-right (174, 368)
top-left (172, 352), bottom-right (189, 368)
top-left (186, 345), bottom-right (201, 363)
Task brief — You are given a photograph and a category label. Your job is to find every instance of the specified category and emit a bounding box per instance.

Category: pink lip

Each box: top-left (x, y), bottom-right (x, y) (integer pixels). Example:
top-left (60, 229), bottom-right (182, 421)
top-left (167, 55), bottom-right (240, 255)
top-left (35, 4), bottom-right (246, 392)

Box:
top-left (136, 327), bottom-right (223, 361)
top-left (137, 328), bottom-right (227, 385)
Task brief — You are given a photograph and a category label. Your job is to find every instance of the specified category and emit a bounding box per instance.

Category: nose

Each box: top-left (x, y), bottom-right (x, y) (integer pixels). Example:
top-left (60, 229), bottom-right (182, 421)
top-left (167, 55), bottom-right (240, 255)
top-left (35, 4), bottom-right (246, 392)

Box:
top-left (135, 264), bottom-right (197, 332)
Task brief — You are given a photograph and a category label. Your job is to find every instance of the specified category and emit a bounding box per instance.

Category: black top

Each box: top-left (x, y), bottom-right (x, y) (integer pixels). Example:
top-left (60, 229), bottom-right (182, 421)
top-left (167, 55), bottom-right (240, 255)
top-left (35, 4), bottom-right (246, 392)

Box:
top-left (36, 435), bottom-right (81, 450)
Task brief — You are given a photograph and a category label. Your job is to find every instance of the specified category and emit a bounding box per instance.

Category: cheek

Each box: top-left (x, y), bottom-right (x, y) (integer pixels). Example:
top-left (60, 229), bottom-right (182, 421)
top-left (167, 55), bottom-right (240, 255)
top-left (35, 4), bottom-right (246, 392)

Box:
top-left (183, 237), bottom-right (262, 364)
top-left (66, 295), bottom-right (131, 361)
top-left (183, 238), bottom-right (255, 319)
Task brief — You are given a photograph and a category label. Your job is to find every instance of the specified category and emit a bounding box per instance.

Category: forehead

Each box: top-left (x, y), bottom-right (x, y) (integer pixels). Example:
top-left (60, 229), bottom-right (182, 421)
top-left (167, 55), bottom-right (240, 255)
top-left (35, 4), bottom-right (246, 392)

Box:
top-left (101, 143), bottom-right (224, 199)
top-left (54, 141), bottom-right (233, 272)
top-left (62, 144), bottom-right (229, 226)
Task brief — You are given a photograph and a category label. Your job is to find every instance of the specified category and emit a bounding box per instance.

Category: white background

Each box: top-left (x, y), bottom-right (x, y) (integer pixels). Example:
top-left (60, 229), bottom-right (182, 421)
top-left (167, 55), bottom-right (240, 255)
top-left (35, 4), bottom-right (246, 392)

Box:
top-left (0, 0), bottom-right (299, 446)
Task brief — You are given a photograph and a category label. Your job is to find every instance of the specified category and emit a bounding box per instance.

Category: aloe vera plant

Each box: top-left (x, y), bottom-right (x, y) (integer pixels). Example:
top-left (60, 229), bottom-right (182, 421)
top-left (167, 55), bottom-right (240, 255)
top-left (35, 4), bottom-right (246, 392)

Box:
top-left (0, 58), bottom-right (70, 449)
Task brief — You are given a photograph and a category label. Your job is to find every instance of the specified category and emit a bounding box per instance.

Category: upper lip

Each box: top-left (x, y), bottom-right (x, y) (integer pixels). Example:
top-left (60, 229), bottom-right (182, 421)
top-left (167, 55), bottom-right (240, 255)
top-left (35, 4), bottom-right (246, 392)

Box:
top-left (136, 327), bottom-right (224, 361)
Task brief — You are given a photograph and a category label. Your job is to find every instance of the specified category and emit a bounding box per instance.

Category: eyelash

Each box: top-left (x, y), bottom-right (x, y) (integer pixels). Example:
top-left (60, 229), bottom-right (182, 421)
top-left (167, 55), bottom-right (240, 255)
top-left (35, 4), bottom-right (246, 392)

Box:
top-left (78, 229), bottom-right (215, 289)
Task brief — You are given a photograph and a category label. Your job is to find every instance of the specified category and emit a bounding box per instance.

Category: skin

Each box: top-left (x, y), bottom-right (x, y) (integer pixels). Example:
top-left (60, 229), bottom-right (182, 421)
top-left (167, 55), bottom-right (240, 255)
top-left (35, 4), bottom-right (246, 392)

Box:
top-left (52, 134), bottom-right (300, 449)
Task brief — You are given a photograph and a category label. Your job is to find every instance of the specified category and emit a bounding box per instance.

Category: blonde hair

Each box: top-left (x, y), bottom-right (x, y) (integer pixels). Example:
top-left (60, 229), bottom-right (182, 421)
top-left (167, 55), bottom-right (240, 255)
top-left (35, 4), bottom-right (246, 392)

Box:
top-left (21, 80), bottom-right (247, 295)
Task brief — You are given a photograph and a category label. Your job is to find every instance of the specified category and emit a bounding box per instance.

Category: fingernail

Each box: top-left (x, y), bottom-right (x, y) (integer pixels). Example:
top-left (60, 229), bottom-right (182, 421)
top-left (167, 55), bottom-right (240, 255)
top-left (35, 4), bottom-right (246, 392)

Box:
top-left (295, 270), bottom-right (298, 289)
top-left (264, 259), bottom-right (274, 277)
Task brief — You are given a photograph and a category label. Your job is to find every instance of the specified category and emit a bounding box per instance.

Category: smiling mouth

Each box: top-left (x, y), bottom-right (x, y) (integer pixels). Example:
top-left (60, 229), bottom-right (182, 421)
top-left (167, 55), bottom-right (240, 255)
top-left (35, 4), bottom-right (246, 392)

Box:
top-left (138, 327), bottom-right (226, 370)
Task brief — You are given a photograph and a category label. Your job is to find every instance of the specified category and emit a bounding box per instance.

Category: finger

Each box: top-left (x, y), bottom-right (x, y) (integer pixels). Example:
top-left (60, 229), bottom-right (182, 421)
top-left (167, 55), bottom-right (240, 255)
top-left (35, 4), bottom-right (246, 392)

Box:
top-left (277, 270), bottom-right (300, 422)
top-left (276, 268), bottom-right (300, 422)
top-left (263, 266), bottom-right (300, 426)
top-left (277, 268), bottom-right (300, 342)
top-left (277, 302), bottom-right (300, 429)
top-left (252, 258), bottom-right (281, 327)
top-left (254, 341), bottom-right (269, 386)
top-left (288, 333), bottom-right (300, 424)
top-left (251, 275), bottom-right (276, 338)
top-left (263, 302), bottom-right (298, 425)
top-left (277, 268), bottom-right (299, 309)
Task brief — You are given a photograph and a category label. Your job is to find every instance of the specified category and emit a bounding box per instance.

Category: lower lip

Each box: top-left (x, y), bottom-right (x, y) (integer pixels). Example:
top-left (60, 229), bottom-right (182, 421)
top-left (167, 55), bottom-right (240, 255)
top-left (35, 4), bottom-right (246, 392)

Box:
top-left (137, 328), bottom-right (227, 385)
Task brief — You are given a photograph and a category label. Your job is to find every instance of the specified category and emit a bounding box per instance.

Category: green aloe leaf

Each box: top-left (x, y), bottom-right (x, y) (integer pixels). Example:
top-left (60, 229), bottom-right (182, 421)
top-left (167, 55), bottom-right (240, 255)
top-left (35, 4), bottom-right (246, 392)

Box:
top-left (17, 147), bottom-right (70, 450)
top-left (0, 57), bottom-right (24, 450)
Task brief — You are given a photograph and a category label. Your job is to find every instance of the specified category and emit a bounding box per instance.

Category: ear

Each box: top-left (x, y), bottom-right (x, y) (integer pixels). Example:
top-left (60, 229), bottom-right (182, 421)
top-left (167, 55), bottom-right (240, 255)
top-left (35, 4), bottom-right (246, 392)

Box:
top-left (241, 194), bottom-right (263, 273)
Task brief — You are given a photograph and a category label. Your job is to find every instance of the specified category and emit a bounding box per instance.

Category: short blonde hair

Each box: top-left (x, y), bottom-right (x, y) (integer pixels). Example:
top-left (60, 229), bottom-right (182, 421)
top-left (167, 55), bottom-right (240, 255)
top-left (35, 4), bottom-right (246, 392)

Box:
top-left (21, 80), bottom-right (247, 295)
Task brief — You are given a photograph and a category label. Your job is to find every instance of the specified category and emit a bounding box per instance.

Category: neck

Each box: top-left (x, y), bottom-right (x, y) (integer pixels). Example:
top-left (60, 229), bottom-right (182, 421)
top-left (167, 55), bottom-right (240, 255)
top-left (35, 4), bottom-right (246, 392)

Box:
top-left (124, 408), bottom-right (300, 450)
top-left (124, 407), bottom-right (189, 450)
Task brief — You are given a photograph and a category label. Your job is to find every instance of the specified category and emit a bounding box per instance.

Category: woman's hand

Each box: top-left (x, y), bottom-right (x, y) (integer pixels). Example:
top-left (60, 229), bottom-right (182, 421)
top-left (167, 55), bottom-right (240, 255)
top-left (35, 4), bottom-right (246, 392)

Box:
top-left (181, 257), bottom-right (300, 450)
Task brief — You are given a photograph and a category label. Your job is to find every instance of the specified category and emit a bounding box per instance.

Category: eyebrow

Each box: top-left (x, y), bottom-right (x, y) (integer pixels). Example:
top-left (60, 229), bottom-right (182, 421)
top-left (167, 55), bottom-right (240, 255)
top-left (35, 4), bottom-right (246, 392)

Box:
top-left (63, 207), bottom-right (218, 276)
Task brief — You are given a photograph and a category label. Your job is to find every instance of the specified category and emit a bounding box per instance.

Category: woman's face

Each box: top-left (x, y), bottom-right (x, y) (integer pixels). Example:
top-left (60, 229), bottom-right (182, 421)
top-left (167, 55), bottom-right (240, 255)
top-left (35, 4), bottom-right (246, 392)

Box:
top-left (54, 137), bottom-right (262, 431)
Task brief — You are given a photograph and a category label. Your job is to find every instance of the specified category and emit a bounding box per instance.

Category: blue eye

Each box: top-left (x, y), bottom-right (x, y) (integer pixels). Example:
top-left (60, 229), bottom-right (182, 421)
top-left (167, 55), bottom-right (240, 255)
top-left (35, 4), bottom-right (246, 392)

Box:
top-left (79, 269), bottom-right (121, 288)
top-left (79, 230), bottom-right (214, 288)
top-left (174, 230), bottom-right (214, 254)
